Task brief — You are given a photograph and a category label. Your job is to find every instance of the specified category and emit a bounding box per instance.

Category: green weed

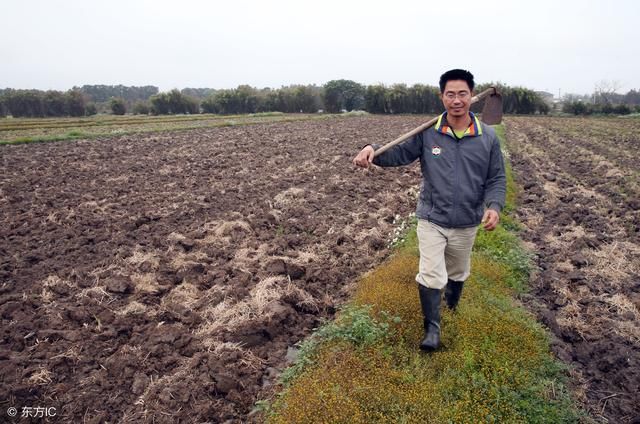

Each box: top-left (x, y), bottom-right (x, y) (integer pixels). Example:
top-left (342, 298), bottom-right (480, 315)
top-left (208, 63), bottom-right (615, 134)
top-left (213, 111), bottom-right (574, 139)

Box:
top-left (278, 304), bottom-right (400, 388)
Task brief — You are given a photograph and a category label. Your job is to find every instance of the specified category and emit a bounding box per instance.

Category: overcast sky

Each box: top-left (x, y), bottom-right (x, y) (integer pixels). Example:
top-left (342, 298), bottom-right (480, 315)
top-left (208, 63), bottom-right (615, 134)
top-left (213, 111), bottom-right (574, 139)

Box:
top-left (2, 0), bottom-right (638, 95)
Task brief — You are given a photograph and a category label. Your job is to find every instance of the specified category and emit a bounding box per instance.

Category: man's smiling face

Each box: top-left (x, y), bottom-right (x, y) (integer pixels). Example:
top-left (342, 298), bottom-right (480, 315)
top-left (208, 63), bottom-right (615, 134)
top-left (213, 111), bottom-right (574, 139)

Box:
top-left (441, 80), bottom-right (472, 119)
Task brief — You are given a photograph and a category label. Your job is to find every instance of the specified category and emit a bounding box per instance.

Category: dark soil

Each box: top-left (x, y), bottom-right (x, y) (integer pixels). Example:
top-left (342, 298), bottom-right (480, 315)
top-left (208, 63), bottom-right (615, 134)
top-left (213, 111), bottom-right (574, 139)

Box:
top-left (506, 116), bottom-right (640, 424)
top-left (0, 116), bottom-right (426, 423)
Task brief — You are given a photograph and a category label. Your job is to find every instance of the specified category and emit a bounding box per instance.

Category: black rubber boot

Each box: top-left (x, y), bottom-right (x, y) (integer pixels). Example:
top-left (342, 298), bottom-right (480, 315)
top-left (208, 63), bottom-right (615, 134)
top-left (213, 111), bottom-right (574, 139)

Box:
top-left (418, 285), bottom-right (441, 351)
top-left (444, 279), bottom-right (464, 310)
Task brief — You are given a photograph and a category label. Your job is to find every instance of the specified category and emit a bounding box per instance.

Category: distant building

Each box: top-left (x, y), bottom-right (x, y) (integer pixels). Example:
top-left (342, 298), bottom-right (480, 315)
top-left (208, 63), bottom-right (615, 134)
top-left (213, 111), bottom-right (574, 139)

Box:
top-left (536, 91), bottom-right (555, 103)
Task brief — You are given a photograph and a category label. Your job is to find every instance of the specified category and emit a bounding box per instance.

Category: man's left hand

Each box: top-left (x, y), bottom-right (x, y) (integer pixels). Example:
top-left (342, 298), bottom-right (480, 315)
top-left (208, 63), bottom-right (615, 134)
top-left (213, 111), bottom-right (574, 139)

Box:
top-left (481, 209), bottom-right (500, 231)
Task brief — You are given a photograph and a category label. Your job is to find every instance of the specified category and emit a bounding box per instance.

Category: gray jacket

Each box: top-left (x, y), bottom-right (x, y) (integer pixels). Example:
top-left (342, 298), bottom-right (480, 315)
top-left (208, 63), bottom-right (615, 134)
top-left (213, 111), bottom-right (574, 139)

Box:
top-left (372, 112), bottom-right (506, 228)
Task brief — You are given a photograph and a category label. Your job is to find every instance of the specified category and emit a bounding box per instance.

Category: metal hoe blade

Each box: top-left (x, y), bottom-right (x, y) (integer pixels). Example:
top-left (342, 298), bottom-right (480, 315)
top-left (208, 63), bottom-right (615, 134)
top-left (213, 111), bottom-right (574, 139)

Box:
top-left (480, 92), bottom-right (503, 125)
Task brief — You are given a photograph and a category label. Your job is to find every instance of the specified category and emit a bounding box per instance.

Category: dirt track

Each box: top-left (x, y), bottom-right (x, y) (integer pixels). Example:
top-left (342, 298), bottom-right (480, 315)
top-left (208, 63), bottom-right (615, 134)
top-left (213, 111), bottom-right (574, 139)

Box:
top-left (0, 116), bottom-right (424, 422)
top-left (506, 116), bottom-right (640, 424)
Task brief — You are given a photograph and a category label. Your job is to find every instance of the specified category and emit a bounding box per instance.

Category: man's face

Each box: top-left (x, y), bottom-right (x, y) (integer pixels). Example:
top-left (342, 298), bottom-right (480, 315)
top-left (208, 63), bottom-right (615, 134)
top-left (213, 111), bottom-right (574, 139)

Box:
top-left (441, 80), bottom-right (472, 118)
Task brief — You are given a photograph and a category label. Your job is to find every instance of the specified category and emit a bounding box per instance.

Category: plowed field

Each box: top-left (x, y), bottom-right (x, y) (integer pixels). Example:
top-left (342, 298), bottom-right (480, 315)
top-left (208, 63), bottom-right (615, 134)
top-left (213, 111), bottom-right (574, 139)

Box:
top-left (1, 116), bottom-right (424, 422)
top-left (506, 116), bottom-right (640, 423)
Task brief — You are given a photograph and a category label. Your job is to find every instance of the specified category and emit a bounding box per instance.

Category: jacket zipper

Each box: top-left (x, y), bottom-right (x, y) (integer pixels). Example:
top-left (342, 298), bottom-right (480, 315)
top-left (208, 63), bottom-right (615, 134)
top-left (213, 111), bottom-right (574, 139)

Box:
top-left (452, 138), bottom-right (462, 226)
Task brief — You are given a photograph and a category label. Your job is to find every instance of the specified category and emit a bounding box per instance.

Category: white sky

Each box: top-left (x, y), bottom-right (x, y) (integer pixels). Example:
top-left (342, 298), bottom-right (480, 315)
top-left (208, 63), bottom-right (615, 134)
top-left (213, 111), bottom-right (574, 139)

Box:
top-left (1, 0), bottom-right (638, 95)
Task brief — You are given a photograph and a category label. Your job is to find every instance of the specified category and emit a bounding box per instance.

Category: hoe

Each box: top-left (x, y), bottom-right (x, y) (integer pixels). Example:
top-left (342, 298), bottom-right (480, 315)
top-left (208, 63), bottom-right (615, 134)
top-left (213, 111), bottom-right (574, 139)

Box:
top-left (374, 87), bottom-right (503, 157)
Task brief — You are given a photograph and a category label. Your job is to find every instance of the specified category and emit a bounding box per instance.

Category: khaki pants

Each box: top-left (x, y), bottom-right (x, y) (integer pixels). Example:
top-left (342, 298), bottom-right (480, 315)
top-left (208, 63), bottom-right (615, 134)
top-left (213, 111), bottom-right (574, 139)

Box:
top-left (415, 219), bottom-right (478, 290)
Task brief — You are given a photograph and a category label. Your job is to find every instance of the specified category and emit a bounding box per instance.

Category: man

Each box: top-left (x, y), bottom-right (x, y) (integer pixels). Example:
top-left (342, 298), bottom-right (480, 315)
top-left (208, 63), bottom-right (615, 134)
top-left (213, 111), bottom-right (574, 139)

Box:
top-left (352, 69), bottom-right (506, 351)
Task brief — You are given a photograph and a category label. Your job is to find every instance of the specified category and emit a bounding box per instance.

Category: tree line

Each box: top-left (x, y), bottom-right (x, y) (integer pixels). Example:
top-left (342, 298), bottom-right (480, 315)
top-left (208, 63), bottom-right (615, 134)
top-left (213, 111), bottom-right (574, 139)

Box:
top-left (194, 81), bottom-right (550, 115)
top-left (562, 102), bottom-right (640, 115)
top-left (75, 85), bottom-right (158, 103)
top-left (0, 86), bottom-right (159, 118)
top-left (0, 89), bottom-right (92, 118)
top-left (0, 81), bottom-right (554, 118)
top-left (562, 87), bottom-right (640, 115)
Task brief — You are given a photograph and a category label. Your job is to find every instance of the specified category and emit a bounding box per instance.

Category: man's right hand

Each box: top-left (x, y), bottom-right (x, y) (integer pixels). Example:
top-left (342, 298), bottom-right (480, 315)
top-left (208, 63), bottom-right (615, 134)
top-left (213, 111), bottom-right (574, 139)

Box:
top-left (352, 145), bottom-right (375, 168)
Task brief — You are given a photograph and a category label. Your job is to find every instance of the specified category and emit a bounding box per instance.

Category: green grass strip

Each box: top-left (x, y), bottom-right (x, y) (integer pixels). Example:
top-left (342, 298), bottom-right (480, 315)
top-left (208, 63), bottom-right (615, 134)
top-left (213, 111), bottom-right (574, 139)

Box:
top-left (262, 124), bottom-right (583, 423)
top-left (0, 111), bottom-right (289, 131)
top-left (0, 113), bottom-right (339, 145)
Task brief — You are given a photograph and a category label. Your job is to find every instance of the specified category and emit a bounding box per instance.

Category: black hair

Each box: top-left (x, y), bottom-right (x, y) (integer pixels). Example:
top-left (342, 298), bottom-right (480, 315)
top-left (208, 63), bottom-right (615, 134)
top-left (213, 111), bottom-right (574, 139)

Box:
top-left (439, 69), bottom-right (474, 92)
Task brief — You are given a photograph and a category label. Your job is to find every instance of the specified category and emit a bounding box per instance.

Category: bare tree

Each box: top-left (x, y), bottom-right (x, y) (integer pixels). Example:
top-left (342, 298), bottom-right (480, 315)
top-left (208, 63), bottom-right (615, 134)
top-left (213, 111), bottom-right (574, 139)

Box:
top-left (594, 80), bottom-right (623, 104)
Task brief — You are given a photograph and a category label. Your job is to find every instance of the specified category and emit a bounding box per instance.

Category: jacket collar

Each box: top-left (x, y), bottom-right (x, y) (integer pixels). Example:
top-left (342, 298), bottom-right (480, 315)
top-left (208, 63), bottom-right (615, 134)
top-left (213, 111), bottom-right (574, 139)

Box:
top-left (434, 111), bottom-right (483, 138)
